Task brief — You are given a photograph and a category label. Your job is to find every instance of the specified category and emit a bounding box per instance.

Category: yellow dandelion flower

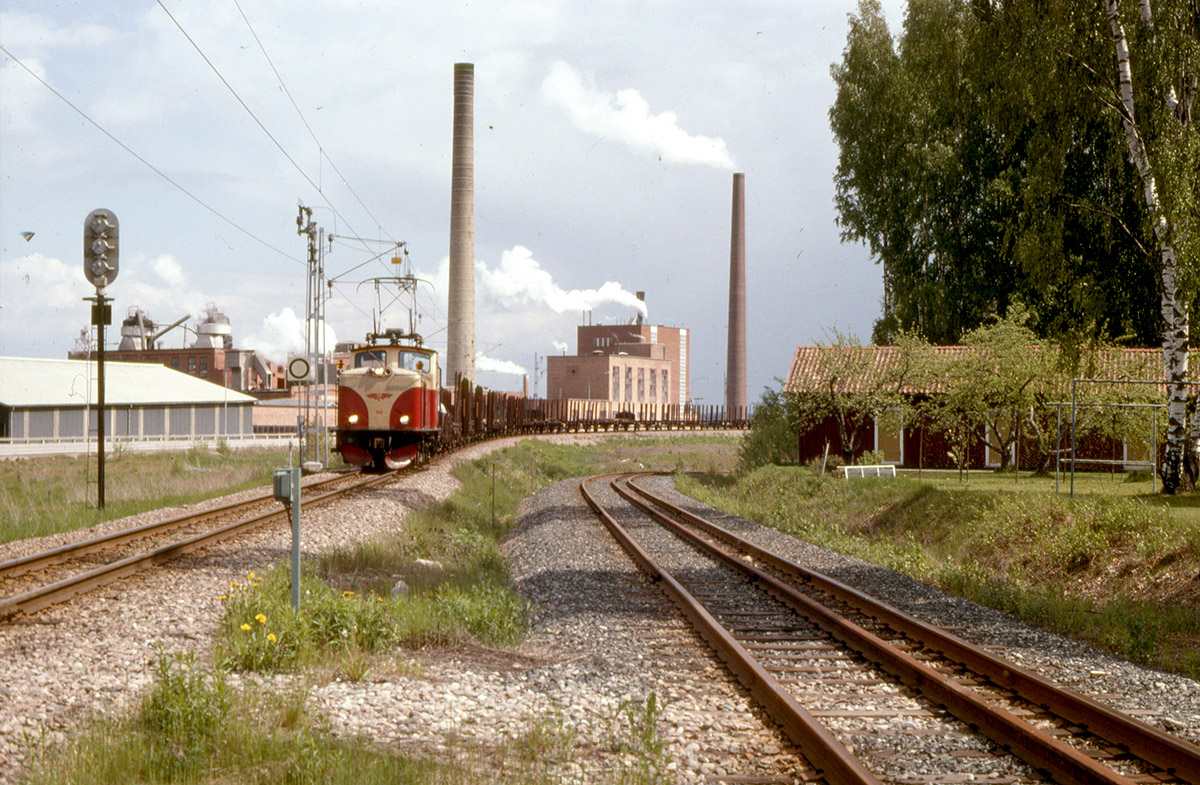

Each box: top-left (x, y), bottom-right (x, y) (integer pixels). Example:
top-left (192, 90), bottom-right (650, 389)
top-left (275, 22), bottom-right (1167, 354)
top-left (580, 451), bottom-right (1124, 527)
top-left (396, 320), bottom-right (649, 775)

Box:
top-left (342, 590), bottom-right (355, 597)
top-left (240, 623), bottom-right (251, 632)
top-left (267, 633), bottom-right (277, 643)
top-left (255, 613), bottom-right (267, 624)
top-left (231, 581), bottom-right (239, 589)
top-left (247, 572), bottom-right (256, 580)
top-left (218, 595), bottom-right (227, 601)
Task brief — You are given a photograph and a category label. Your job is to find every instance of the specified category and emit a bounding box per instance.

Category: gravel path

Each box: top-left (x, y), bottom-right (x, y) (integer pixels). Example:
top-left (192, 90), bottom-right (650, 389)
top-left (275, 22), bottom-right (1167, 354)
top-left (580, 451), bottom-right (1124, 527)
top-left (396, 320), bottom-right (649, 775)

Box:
top-left (1, 449), bottom-right (1198, 783)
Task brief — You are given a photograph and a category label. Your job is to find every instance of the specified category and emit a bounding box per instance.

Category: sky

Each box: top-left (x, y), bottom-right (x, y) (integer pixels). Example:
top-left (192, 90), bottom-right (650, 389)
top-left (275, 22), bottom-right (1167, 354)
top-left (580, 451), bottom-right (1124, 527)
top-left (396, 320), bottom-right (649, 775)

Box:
top-left (0, 0), bottom-right (905, 407)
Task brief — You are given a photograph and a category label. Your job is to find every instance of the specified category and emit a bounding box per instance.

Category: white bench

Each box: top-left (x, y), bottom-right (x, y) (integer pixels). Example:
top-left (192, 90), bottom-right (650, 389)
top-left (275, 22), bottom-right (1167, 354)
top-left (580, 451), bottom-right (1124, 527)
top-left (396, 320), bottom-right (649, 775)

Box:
top-left (840, 464), bottom-right (896, 479)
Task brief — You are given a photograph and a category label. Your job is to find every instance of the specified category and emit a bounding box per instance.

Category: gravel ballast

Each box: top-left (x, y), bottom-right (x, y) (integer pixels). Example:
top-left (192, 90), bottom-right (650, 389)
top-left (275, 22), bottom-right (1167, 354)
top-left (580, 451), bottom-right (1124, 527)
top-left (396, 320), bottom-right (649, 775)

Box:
top-left (1, 444), bottom-right (1197, 783)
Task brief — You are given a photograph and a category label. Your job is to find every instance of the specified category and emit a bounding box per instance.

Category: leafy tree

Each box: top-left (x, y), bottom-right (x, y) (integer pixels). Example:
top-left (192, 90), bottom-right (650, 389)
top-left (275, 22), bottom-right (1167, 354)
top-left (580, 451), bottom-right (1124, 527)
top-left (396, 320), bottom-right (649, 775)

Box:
top-left (738, 386), bottom-right (800, 471)
top-left (831, 0), bottom-right (1200, 493)
top-left (830, 0), bottom-right (1163, 347)
top-left (829, 0), bottom-right (915, 341)
top-left (923, 308), bottom-right (1055, 471)
top-left (1100, 0), bottom-right (1200, 492)
top-left (787, 331), bottom-right (929, 465)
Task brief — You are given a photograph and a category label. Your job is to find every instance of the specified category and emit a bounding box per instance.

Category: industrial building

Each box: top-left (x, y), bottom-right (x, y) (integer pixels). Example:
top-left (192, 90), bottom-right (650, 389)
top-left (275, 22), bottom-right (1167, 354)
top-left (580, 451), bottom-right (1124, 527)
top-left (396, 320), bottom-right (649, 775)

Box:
top-left (68, 304), bottom-right (286, 392)
top-left (546, 302), bottom-right (689, 419)
top-left (0, 356), bottom-right (256, 443)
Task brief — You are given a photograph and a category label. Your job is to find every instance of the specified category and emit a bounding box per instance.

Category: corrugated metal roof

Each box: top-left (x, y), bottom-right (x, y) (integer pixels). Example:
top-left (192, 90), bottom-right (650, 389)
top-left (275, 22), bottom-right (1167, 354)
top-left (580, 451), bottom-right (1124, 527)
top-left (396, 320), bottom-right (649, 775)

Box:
top-left (0, 357), bottom-right (257, 408)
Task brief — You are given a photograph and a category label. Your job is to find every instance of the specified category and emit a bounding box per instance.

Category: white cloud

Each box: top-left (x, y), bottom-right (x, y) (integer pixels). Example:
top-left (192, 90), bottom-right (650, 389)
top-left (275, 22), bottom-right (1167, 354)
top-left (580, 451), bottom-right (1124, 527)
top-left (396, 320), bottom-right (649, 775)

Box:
top-left (0, 57), bottom-right (52, 135)
top-left (1, 252), bottom-right (84, 308)
top-left (150, 254), bottom-right (189, 293)
top-left (0, 12), bottom-right (120, 53)
top-left (541, 60), bottom-right (736, 170)
top-left (0, 253), bottom-right (93, 357)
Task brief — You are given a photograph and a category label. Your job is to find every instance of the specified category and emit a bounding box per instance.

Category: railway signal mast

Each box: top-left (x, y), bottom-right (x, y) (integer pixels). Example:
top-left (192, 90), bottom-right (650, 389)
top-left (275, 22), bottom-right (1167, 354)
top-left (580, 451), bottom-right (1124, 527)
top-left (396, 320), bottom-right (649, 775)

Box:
top-left (82, 208), bottom-right (119, 509)
top-left (295, 205), bottom-right (330, 469)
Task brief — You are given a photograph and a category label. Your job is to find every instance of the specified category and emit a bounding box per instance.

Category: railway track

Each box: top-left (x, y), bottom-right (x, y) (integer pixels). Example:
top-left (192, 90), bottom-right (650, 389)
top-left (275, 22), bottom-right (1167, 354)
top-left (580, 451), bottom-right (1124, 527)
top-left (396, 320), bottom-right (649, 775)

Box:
top-left (0, 469), bottom-right (396, 621)
top-left (581, 472), bottom-right (1200, 785)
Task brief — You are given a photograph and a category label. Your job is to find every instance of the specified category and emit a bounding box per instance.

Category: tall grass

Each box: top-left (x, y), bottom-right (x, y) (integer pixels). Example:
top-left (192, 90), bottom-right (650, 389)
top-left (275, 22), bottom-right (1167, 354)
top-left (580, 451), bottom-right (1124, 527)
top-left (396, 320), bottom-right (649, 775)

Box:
top-left (679, 465), bottom-right (1200, 679)
top-left (0, 446), bottom-right (291, 545)
top-left (23, 649), bottom-right (476, 785)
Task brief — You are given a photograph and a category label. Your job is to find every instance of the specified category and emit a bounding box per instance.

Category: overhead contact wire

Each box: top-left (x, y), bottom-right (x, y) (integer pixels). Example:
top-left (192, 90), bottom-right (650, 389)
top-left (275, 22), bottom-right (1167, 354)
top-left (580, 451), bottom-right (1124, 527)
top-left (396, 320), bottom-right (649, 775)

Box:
top-left (155, 0), bottom-right (370, 252)
top-left (233, 0), bottom-right (391, 247)
top-left (0, 44), bottom-right (299, 264)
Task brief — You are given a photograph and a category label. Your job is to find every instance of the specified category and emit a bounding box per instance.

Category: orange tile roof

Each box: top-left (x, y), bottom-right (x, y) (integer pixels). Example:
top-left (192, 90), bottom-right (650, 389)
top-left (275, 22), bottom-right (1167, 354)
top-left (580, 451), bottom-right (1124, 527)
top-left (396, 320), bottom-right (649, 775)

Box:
top-left (784, 345), bottom-right (1173, 395)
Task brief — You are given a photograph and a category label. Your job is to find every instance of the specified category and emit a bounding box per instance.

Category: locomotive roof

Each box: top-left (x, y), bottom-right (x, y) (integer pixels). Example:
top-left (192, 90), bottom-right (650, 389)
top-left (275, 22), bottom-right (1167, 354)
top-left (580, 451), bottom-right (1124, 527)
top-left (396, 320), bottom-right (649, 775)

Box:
top-left (0, 356), bottom-right (257, 408)
top-left (351, 342), bottom-right (434, 352)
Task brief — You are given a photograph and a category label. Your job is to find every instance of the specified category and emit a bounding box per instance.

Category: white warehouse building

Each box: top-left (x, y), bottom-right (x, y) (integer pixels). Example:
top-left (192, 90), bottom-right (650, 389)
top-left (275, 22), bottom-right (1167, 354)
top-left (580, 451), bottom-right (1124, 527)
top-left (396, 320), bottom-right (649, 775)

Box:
top-left (0, 357), bottom-right (256, 443)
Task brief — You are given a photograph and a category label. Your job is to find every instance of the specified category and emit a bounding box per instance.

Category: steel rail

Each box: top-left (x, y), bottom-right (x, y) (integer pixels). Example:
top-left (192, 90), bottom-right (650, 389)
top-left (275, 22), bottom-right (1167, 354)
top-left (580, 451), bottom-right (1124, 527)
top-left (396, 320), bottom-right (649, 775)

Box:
top-left (0, 475), bottom-right (349, 580)
top-left (0, 472), bottom-right (395, 620)
top-left (622, 473), bottom-right (1200, 784)
top-left (624, 474), bottom-right (1200, 784)
top-left (580, 474), bottom-right (884, 785)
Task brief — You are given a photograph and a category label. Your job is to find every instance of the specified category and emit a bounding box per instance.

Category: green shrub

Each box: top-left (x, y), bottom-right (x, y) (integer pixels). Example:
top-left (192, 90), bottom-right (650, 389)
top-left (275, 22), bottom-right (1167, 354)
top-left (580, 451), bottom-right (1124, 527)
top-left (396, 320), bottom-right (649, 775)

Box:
top-left (857, 449), bottom-right (885, 466)
top-left (137, 649), bottom-right (234, 780)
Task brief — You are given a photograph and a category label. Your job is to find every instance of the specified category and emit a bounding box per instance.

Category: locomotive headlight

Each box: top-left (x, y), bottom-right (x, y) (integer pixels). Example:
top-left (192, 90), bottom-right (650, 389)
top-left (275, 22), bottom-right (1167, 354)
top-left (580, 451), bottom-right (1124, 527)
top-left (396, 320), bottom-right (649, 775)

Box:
top-left (399, 415), bottom-right (410, 425)
top-left (348, 414), bottom-right (360, 425)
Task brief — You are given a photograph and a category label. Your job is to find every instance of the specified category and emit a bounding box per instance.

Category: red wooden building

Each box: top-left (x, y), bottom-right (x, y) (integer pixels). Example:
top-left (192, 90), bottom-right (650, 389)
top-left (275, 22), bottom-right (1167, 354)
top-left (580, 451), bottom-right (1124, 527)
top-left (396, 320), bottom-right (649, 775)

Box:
top-left (784, 345), bottom-right (1164, 473)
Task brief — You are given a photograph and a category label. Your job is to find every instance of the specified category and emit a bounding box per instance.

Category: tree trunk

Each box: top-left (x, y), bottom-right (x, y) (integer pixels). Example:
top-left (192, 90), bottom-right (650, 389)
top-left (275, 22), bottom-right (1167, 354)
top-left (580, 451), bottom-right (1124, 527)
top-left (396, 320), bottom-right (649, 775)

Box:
top-left (1107, 0), bottom-right (1192, 493)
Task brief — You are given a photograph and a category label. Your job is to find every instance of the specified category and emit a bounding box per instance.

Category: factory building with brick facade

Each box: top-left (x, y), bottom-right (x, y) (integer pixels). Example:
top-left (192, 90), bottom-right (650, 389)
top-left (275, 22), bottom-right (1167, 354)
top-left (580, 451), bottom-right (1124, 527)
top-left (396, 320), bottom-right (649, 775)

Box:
top-left (546, 319), bottom-right (689, 419)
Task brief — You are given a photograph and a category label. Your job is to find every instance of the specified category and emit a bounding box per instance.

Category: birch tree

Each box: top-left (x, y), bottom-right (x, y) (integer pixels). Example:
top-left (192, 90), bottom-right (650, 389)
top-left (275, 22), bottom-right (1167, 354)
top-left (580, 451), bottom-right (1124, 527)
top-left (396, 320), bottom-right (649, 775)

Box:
top-left (1104, 0), bottom-right (1200, 492)
top-left (831, 0), bottom-right (1161, 348)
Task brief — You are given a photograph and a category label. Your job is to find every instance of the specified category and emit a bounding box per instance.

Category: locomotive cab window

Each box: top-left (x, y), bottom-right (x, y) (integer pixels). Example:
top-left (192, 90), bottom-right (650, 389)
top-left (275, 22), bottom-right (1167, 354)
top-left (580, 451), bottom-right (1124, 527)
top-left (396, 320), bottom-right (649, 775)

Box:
top-left (355, 350), bottom-right (387, 369)
top-left (397, 351), bottom-right (429, 372)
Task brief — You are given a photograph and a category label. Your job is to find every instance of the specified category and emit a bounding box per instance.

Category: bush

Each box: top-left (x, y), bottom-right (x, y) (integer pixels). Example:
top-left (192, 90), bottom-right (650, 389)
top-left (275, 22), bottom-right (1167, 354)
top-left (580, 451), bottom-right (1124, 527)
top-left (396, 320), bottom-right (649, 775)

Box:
top-left (138, 650), bottom-right (234, 780)
top-left (857, 449), bottom-right (885, 466)
top-left (738, 387), bottom-right (799, 471)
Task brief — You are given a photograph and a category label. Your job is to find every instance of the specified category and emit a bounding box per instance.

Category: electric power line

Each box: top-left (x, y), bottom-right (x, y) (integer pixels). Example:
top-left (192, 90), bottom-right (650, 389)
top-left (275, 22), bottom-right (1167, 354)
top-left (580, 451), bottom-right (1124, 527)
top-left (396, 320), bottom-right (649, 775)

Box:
top-left (155, 0), bottom-right (375, 256)
top-left (233, 0), bottom-right (393, 246)
top-left (0, 44), bottom-right (300, 263)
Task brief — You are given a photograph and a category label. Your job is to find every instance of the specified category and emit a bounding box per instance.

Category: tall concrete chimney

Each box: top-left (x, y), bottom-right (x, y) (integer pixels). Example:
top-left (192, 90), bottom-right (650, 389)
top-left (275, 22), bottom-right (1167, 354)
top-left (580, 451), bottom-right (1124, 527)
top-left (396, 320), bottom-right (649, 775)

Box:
top-left (725, 172), bottom-right (747, 418)
top-left (447, 63), bottom-right (476, 385)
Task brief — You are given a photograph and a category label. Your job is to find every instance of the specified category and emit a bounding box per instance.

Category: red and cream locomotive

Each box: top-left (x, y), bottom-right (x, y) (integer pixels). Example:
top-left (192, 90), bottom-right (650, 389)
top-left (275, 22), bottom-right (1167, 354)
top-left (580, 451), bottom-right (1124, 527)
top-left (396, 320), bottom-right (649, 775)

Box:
top-left (335, 328), bottom-right (440, 470)
top-left (334, 264), bottom-right (442, 471)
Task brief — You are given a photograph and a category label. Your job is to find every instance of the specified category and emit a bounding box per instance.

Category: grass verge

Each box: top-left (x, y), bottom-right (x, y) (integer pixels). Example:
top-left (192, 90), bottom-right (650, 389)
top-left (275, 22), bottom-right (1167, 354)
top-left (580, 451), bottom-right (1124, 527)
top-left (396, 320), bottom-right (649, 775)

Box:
top-left (215, 436), bottom-right (740, 674)
top-left (0, 445), bottom-right (291, 545)
top-left (678, 465), bottom-right (1200, 679)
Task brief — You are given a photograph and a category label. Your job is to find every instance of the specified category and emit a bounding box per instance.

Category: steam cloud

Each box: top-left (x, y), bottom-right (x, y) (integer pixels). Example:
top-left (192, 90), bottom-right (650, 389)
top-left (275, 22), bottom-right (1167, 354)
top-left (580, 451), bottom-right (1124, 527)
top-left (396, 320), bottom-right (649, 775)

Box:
top-left (541, 61), bottom-right (736, 170)
top-left (245, 307), bottom-right (337, 365)
top-left (481, 245), bottom-right (648, 319)
top-left (476, 354), bottom-right (527, 376)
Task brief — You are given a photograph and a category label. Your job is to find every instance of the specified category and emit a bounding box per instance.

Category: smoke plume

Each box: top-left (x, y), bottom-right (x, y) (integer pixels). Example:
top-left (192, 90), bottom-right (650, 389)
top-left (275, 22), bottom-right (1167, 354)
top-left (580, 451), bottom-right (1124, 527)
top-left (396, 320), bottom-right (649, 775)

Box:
top-left (481, 245), bottom-right (648, 319)
top-left (245, 307), bottom-right (337, 365)
top-left (541, 61), bottom-right (736, 170)
top-left (476, 354), bottom-right (527, 376)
